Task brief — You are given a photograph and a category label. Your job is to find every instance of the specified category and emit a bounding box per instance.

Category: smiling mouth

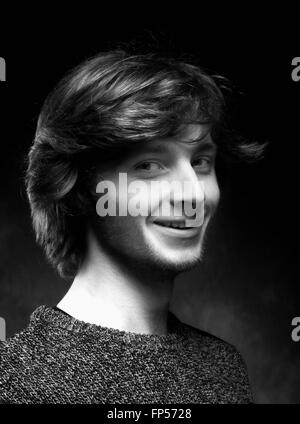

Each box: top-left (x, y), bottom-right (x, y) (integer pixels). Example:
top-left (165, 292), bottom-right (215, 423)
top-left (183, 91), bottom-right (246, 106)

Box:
top-left (154, 222), bottom-right (193, 230)
top-left (152, 219), bottom-right (201, 230)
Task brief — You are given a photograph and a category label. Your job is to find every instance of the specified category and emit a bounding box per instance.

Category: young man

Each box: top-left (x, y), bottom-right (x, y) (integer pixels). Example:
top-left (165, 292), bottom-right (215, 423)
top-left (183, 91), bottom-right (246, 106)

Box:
top-left (0, 50), bottom-right (262, 404)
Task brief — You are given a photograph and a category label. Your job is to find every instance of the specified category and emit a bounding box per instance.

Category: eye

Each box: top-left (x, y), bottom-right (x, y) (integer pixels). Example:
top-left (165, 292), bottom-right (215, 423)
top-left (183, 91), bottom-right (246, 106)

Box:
top-left (134, 161), bottom-right (163, 172)
top-left (192, 157), bottom-right (213, 173)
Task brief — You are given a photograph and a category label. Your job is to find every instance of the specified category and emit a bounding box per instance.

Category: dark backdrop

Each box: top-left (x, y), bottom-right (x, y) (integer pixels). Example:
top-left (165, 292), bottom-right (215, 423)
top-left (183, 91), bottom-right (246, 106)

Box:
top-left (0, 18), bottom-right (299, 403)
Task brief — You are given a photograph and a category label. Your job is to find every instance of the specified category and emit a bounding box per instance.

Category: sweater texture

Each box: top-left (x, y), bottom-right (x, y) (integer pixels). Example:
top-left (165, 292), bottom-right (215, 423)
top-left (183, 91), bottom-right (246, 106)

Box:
top-left (0, 305), bottom-right (253, 404)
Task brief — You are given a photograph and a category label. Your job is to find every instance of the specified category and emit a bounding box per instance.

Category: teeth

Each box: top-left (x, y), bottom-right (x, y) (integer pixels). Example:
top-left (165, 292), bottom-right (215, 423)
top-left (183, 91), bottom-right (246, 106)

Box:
top-left (171, 222), bottom-right (183, 228)
top-left (156, 221), bottom-right (186, 229)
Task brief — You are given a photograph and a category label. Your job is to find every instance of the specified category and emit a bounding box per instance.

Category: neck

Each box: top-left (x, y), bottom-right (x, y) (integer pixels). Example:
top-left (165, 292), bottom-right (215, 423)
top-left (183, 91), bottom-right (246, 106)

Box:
top-left (57, 229), bottom-right (176, 335)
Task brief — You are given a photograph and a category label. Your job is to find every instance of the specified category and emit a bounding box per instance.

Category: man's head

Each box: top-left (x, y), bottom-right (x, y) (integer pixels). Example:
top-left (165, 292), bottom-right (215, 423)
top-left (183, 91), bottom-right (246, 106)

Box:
top-left (25, 50), bottom-right (262, 279)
top-left (89, 122), bottom-right (219, 275)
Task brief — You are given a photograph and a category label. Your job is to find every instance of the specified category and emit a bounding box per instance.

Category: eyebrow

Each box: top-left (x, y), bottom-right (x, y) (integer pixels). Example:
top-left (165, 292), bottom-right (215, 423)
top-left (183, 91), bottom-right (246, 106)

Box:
top-left (140, 138), bottom-right (217, 155)
top-left (179, 130), bottom-right (217, 152)
top-left (191, 139), bottom-right (217, 153)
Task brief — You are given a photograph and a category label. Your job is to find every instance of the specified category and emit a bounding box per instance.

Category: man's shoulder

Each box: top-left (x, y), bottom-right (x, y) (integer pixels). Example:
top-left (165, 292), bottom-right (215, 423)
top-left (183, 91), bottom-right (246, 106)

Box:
top-left (0, 308), bottom-right (53, 402)
top-left (179, 319), bottom-right (253, 403)
top-left (181, 319), bottom-right (249, 372)
top-left (183, 319), bottom-right (237, 350)
top-left (0, 327), bottom-right (30, 401)
top-left (0, 324), bottom-right (35, 376)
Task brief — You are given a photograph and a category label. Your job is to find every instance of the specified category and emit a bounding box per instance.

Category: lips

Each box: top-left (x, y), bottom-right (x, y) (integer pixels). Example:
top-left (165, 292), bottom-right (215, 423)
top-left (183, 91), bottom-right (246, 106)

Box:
top-left (152, 219), bottom-right (196, 230)
top-left (151, 218), bottom-right (202, 240)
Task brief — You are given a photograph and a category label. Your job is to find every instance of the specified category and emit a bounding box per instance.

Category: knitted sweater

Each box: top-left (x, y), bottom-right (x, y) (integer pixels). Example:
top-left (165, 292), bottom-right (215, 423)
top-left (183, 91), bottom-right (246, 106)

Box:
top-left (0, 305), bottom-right (253, 404)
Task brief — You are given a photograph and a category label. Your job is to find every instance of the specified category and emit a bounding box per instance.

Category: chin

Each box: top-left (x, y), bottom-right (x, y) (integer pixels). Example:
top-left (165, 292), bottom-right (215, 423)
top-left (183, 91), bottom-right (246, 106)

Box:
top-left (145, 243), bottom-right (204, 274)
top-left (141, 224), bottom-right (207, 273)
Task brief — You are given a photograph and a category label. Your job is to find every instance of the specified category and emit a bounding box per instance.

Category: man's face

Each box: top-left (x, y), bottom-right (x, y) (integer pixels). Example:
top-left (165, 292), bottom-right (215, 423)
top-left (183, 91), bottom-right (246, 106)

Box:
top-left (90, 124), bottom-right (220, 274)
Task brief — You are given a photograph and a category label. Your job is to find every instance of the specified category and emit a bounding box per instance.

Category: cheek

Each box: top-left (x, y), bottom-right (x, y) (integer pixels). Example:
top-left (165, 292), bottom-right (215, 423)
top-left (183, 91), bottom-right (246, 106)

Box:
top-left (96, 215), bottom-right (145, 248)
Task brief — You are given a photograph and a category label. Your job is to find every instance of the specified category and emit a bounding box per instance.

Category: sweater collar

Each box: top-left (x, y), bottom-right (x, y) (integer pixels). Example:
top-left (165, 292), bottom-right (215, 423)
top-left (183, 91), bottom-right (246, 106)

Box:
top-left (29, 305), bottom-right (192, 349)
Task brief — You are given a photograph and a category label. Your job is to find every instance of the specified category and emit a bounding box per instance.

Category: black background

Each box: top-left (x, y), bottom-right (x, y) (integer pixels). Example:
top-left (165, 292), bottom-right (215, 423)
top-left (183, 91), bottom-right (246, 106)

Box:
top-left (0, 11), bottom-right (299, 403)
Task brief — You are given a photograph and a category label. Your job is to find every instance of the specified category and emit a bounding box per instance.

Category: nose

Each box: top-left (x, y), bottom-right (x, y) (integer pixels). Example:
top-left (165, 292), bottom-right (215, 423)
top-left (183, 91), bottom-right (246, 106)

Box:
top-left (169, 161), bottom-right (205, 222)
